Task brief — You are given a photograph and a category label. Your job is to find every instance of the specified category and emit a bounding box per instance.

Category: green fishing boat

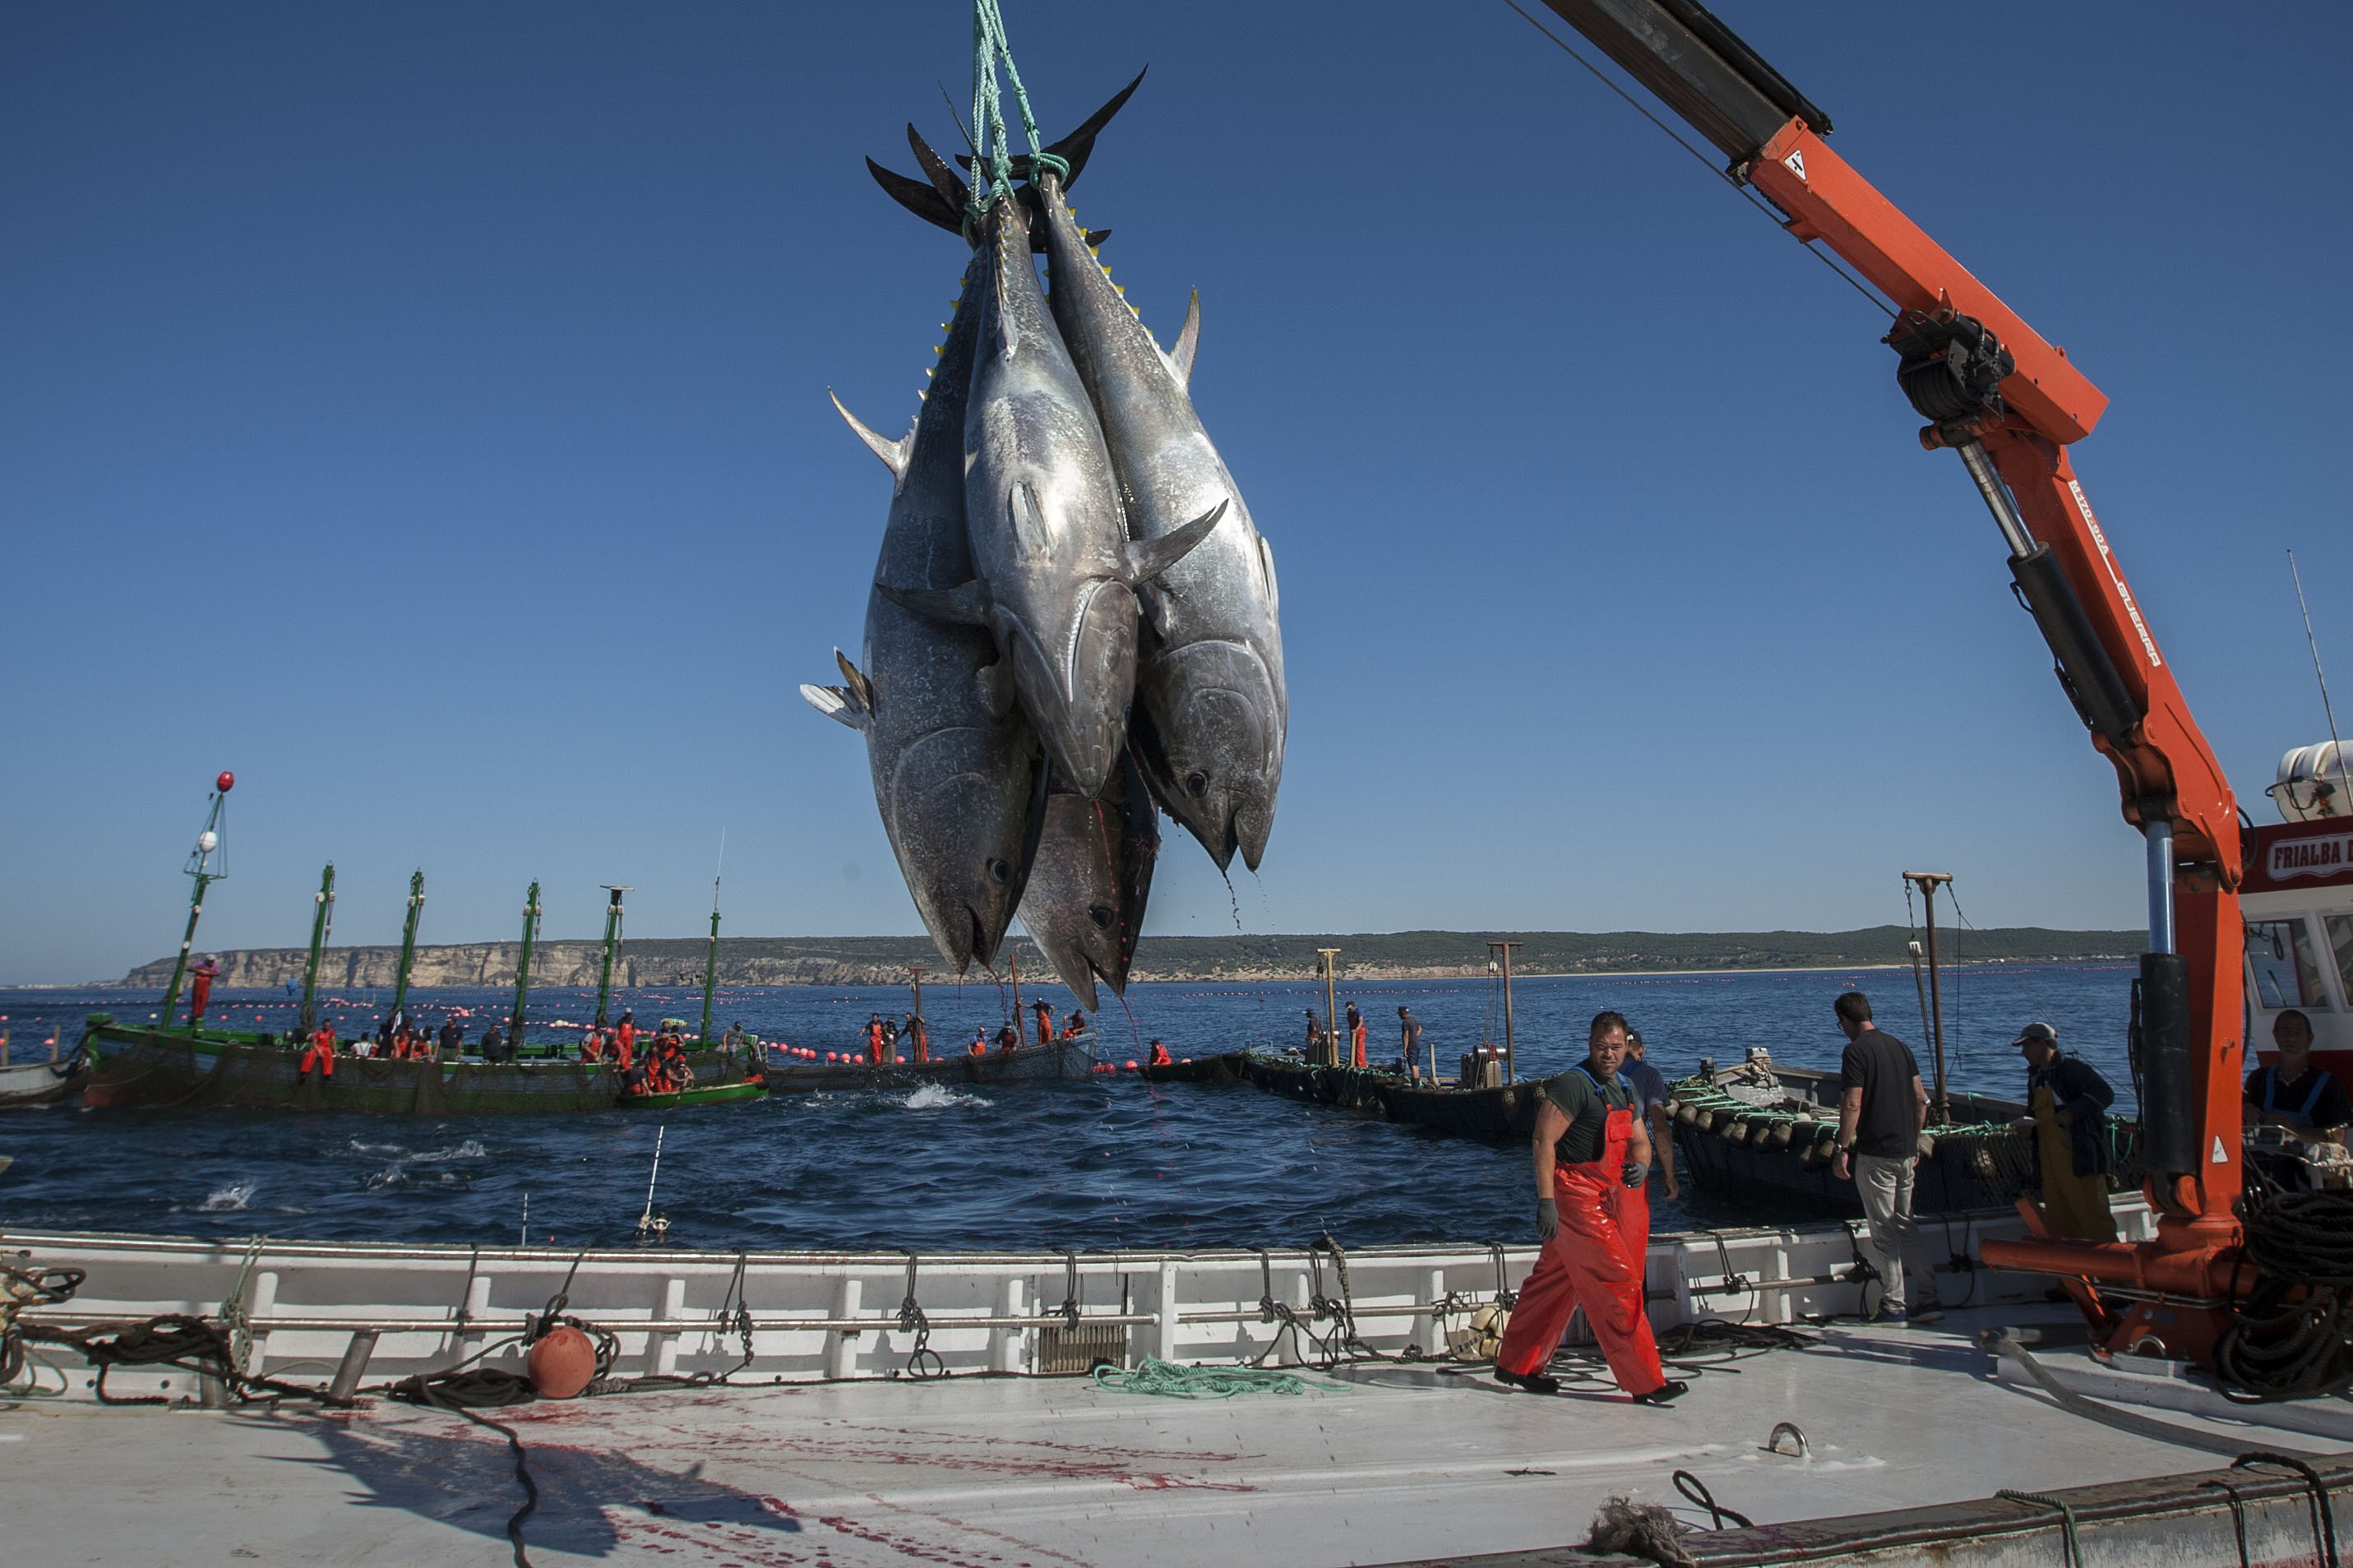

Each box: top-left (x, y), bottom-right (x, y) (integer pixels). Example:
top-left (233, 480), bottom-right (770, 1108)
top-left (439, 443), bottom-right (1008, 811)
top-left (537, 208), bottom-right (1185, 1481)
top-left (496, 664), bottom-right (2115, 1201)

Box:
top-left (80, 784), bottom-right (764, 1117)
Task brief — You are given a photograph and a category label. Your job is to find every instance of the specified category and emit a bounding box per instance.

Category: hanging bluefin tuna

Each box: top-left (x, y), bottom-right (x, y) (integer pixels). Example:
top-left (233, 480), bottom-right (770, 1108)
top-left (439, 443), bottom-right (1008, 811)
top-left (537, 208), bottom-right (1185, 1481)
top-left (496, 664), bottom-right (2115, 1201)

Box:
top-left (1033, 167), bottom-right (1287, 871)
top-left (802, 255), bottom-right (1046, 974)
top-left (1020, 746), bottom-right (1160, 1010)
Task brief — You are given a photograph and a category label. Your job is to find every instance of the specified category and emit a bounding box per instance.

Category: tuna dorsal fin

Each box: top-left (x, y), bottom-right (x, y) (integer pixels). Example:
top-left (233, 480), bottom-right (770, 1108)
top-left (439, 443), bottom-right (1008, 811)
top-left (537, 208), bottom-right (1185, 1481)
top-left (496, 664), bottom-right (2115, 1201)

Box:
top-left (800, 682), bottom-right (867, 732)
top-left (1126, 499), bottom-right (1227, 585)
top-left (866, 157), bottom-right (964, 238)
top-left (877, 579), bottom-right (991, 627)
top-left (1169, 289), bottom-right (1200, 387)
top-left (828, 391), bottom-right (911, 479)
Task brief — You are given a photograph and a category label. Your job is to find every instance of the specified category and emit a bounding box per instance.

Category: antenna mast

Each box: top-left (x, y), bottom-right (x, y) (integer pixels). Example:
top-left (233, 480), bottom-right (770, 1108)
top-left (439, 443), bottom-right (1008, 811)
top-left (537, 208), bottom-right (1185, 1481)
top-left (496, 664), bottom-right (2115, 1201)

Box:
top-left (2291, 549), bottom-right (2346, 791)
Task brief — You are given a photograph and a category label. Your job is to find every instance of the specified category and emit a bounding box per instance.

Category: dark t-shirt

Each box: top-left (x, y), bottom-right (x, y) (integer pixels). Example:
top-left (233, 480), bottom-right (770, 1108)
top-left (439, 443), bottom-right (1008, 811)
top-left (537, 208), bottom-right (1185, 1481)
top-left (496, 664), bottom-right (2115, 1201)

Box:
top-left (1622, 1058), bottom-right (1670, 1119)
top-left (1541, 1063), bottom-right (1633, 1166)
top-left (1840, 1027), bottom-right (1922, 1159)
top-left (2246, 1064), bottom-right (2353, 1131)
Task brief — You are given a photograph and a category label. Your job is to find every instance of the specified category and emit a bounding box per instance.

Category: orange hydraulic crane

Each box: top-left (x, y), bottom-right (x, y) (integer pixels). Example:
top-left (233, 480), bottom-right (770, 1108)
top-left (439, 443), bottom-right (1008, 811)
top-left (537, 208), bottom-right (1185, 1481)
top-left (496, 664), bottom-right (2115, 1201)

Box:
top-left (1529, 0), bottom-right (2250, 1364)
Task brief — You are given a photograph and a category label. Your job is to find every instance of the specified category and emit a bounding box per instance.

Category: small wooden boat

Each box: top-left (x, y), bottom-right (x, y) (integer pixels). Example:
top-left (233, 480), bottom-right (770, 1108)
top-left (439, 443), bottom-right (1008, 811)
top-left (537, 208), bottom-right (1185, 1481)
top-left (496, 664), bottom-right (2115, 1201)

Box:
top-left (0, 1046), bottom-right (89, 1110)
top-left (78, 1016), bottom-right (755, 1116)
top-left (1238, 1054), bottom-right (1537, 1141)
top-left (1137, 1050), bottom-right (1251, 1085)
top-left (622, 1080), bottom-right (768, 1110)
top-left (1669, 1050), bottom-right (2147, 1218)
top-left (762, 1035), bottom-right (1097, 1095)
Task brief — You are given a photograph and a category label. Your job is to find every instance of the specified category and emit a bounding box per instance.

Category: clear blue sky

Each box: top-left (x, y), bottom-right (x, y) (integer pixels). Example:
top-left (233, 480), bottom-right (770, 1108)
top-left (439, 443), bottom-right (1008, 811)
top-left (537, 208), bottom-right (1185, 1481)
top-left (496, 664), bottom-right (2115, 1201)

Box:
top-left (3, 2), bottom-right (2346, 983)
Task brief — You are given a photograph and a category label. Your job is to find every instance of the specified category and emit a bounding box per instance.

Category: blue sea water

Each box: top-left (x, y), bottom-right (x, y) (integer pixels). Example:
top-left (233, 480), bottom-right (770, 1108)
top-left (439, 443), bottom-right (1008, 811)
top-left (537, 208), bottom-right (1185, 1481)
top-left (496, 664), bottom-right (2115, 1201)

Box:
top-left (0, 961), bottom-right (2135, 1253)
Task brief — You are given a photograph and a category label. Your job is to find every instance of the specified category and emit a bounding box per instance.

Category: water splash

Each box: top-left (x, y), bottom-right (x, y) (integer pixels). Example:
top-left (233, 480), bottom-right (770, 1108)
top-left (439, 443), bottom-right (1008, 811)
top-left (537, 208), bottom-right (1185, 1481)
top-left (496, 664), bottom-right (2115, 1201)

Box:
top-left (196, 1182), bottom-right (256, 1212)
top-left (901, 1083), bottom-right (985, 1111)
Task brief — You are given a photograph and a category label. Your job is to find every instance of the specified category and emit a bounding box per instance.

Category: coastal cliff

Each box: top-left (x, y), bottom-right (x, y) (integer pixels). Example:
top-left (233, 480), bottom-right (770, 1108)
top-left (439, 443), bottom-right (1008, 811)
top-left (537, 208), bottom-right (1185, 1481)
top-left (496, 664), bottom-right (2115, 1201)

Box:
top-left (116, 927), bottom-right (2143, 990)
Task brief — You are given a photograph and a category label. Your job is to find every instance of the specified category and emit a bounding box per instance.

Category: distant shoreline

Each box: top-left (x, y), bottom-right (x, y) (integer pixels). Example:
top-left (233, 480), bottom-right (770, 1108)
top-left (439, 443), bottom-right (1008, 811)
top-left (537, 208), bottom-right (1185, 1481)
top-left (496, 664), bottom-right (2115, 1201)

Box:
top-left (36, 941), bottom-right (2146, 988)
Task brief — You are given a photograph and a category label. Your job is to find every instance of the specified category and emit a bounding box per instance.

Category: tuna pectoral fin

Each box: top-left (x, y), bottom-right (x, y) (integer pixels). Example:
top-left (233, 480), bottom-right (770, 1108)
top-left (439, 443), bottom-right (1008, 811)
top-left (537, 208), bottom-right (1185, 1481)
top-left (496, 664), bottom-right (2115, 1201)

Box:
top-left (977, 659), bottom-right (1018, 721)
top-left (867, 157), bottom-right (964, 238)
top-left (800, 683), bottom-right (867, 732)
top-left (1170, 289), bottom-right (1200, 387)
top-left (877, 579), bottom-right (991, 627)
top-left (953, 67), bottom-right (1148, 192)
top-left (1125, 500), bottom-right (1229, 585)
top-left (829, 392), bottom-right (911, 479)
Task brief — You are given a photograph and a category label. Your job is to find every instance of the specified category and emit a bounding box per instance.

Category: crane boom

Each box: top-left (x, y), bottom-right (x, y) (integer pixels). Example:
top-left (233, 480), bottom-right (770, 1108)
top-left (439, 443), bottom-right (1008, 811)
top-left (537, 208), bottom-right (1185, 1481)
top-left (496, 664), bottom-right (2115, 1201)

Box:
top-left (1532, 0), bottom-right (2249, 1364)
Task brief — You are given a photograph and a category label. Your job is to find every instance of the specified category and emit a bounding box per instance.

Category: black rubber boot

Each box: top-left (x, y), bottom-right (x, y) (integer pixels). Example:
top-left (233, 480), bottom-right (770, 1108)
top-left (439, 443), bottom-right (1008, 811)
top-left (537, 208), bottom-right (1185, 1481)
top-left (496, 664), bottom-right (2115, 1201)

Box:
top-left (1630, 1380), bottom-right (1689, 1405)
top-left (1493, 1367), bottom-right (1560, 1395)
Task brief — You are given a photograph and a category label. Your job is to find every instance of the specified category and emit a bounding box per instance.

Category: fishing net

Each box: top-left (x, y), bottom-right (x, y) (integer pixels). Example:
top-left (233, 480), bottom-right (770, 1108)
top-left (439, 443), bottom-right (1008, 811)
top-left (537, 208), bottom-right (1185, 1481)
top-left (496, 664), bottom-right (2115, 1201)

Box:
top-left (1093, 1358), bottom-right (1311, 1399)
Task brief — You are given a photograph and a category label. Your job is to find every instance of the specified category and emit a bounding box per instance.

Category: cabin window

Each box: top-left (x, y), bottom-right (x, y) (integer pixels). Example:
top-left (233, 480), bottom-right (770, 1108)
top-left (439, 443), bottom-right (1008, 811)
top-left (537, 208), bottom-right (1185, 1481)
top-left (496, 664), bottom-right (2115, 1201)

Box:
top-left (2330, 914), bottom-right (2353, 1009)
top-left (2248, 918), bottom-right (2332, 1011)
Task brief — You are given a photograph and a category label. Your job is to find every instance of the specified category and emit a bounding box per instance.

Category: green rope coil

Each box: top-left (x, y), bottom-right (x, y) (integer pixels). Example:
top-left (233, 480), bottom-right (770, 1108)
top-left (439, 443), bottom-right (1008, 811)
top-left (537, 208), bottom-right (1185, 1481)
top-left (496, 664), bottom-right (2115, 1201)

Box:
top-left (1093, 1358), bottom-right (1311, 1399)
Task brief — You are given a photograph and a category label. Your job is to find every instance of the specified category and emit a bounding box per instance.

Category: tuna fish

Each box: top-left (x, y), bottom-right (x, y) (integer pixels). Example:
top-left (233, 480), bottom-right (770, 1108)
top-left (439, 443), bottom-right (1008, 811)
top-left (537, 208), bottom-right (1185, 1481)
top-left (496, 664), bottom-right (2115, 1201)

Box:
top-left (1020, 747), bottom-right (1159, 1011)
top-left (1033, 169), bottom-right (1288, 872)
top-left (882, 183), bottom-right (1222, 799)
top-left (802, 257), bottom-right (1045, 974)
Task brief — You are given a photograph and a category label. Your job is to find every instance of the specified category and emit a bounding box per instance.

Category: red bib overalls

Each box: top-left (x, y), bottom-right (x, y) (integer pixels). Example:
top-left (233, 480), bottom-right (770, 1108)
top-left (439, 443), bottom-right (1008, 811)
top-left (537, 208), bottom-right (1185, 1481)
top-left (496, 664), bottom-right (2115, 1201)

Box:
top-left (1495, 1091), bottom-right (1667, 1397)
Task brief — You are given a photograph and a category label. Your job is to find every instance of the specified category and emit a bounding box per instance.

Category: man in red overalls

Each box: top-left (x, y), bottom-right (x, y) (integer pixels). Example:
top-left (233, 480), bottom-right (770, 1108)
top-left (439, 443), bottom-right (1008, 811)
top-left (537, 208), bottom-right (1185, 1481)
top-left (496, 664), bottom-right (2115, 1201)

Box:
top-left (1492, 1010), bottom-right (1685, 1404)
top-left (1032, 997), bottom-right (1055, 1046)
top-left (298, 1024), bottom-right (337, 1081)
top-left (188, 957), bottom-right (220, 1025)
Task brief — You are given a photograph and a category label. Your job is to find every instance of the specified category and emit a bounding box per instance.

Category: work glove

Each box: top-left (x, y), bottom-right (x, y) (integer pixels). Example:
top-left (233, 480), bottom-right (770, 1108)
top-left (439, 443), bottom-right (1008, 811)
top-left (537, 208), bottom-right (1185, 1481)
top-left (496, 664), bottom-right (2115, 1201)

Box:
top-left (1535, 1198), bottom-right (1559, 1240)
top-left (2010, 1117), bottom-right (2036, 1138)
top-left (1622, 1159), bottom-right (1649, 1190)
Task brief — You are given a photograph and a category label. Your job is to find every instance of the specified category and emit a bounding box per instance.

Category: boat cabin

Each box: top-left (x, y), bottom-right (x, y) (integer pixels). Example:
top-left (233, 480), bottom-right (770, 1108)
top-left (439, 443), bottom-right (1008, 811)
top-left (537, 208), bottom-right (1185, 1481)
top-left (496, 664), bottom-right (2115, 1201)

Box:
top-left (2243, 741), bottom-right (2353, 1080)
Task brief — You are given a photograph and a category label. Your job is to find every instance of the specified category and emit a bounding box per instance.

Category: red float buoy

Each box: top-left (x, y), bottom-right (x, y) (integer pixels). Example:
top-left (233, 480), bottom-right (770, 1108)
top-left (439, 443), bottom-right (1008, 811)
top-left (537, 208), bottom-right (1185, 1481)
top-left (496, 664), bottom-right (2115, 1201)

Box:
top-left (526, 1325), bottom-right (597, 1399)
top-left (215, 770), bottom-right (235, 793)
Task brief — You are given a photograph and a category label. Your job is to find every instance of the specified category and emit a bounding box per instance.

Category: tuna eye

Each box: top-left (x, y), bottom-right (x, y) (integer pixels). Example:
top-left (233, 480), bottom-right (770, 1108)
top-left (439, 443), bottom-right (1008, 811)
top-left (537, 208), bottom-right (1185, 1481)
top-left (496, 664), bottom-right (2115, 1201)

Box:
top-left (1088, 904), bottom-right (1114, 930)
top-left (1184, 771), bottom-right (1209, 798)
top-left (987, 858), bottom-right (1012, 884)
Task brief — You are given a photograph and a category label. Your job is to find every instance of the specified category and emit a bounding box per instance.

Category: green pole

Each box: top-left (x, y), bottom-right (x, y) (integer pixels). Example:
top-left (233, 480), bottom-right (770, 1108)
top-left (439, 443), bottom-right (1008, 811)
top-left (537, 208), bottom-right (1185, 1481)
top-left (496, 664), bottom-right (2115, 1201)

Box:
top-left (698, 904), bottom-right (721, 1048)
top-left (159, 784), bottom-right (230, 1027)
top-left (508, 881), bottom-right (541, 1051)
top-left (387, 870), bottom-right (426, 1029)
top-left (594, 886), bottom-right (628, 1028)
top-left (297, 863), bottom-right (336, 1038)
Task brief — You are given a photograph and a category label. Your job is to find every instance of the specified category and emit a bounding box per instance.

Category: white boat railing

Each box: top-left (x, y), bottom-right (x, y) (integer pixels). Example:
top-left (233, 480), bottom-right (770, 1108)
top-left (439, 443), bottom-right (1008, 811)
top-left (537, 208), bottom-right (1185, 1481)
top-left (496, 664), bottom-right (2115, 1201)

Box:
top-left (2, 1199), bottom-right (2152, 1403)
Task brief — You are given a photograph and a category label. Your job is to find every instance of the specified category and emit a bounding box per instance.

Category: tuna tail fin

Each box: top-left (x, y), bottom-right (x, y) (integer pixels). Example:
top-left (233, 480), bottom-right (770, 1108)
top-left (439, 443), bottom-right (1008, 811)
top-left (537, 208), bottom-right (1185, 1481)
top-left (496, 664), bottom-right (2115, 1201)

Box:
top-left (878, 579), bottom-right (991, 627)
top-left (1125, 500), bottom-right (1228, 585)
top-left (828, 391), bottom-right (911, 479)
top-left (801, 682), bottom-right (868, 732)
top-left (1169, 289), bottom-right (1200, 387)
top-left (955, 67), bottom-right (1147, 192)
top-left (867, 156), bottom-right (964, 238)
top-left (906, 125), bottom-right (970, 212)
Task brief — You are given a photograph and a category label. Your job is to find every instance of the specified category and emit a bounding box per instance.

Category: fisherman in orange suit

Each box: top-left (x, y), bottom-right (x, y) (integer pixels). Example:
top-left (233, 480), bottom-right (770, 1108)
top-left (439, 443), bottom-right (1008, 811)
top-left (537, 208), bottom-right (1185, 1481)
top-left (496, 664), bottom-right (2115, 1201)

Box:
top-left (1032, 997), bottom-right (1055, 1045)
top-left (613, 1010), bottom-right (639, 1064)
top-left (298, 1024), bottom-right (337, 1081)
top-left (1491, 1011), bottom-right (1685, 1405)
top-left (1061, 1010), bottom-right (1088, 1039)
top-left (188, 957), bottom-right (220, 1025)
top-left (1148, 1039), bottom-right (1173, 1068)
top-left (866, 1014), bottom-right (887, 1064)
top-left (1347, 1002), bottom-right (1367, 1068)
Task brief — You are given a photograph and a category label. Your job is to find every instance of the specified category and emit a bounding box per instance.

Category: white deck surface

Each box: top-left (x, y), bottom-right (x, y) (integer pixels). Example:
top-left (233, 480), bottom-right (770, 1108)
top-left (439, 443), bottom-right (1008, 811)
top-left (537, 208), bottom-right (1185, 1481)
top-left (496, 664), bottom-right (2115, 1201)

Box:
top-left (5, 1305), bottom-right (2336, 1567)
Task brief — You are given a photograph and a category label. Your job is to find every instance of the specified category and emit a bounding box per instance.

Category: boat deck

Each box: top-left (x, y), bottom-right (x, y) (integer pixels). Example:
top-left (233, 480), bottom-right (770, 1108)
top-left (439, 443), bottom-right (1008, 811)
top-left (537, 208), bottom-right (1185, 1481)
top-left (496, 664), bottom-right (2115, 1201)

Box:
top-left (7, 1302), bottom-right (2344, 1567)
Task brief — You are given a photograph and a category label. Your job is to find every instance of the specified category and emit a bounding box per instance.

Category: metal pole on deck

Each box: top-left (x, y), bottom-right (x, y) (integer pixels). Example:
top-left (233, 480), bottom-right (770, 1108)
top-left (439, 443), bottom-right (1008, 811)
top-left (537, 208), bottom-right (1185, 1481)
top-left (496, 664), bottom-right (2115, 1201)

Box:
top-left (1318, 947), bottom-right (1341, 1066)
top-left (594, 886), bottom-right (630, 1029)
top-left (1490, 941), bottom-right (1523, 1084)
top-left (388, 871), bottom-right (425, 1030)
top-left (908, 965), bottom-right (926, 1061)
top-left (510, 881), bottom-right (541, 1051)
top-left (297, 863), bottom-right (336, 1038)
top-left (1009, 946), bottom-right (1023, 1041)
top-left (1902, 872), bottom-right (1953, 1124)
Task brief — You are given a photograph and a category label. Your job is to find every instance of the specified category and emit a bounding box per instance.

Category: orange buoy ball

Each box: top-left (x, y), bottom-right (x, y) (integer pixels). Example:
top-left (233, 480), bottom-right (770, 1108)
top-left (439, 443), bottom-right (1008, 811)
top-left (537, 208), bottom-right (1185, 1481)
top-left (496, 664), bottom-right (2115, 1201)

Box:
top-left (895, 1055), bottom-right (907, 1063)
top-left (216, 770), bottom-right (235, 793)
top-left (526, 1325), bottom-right (597, 1399)
top-left (1124, 1060), bottom-right (1139, 1071)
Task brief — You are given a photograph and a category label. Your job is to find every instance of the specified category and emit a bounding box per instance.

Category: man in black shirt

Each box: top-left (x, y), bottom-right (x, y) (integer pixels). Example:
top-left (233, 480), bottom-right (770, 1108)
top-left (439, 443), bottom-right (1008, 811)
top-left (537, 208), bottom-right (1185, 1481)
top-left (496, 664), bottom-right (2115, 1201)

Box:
top-left (1491, 1011), bottom-right (1683, 1404)
top-left (1831, 992), bottom-right (1937, 1325)
top-left (2246, 1009), bottom-right (2351, 1145)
